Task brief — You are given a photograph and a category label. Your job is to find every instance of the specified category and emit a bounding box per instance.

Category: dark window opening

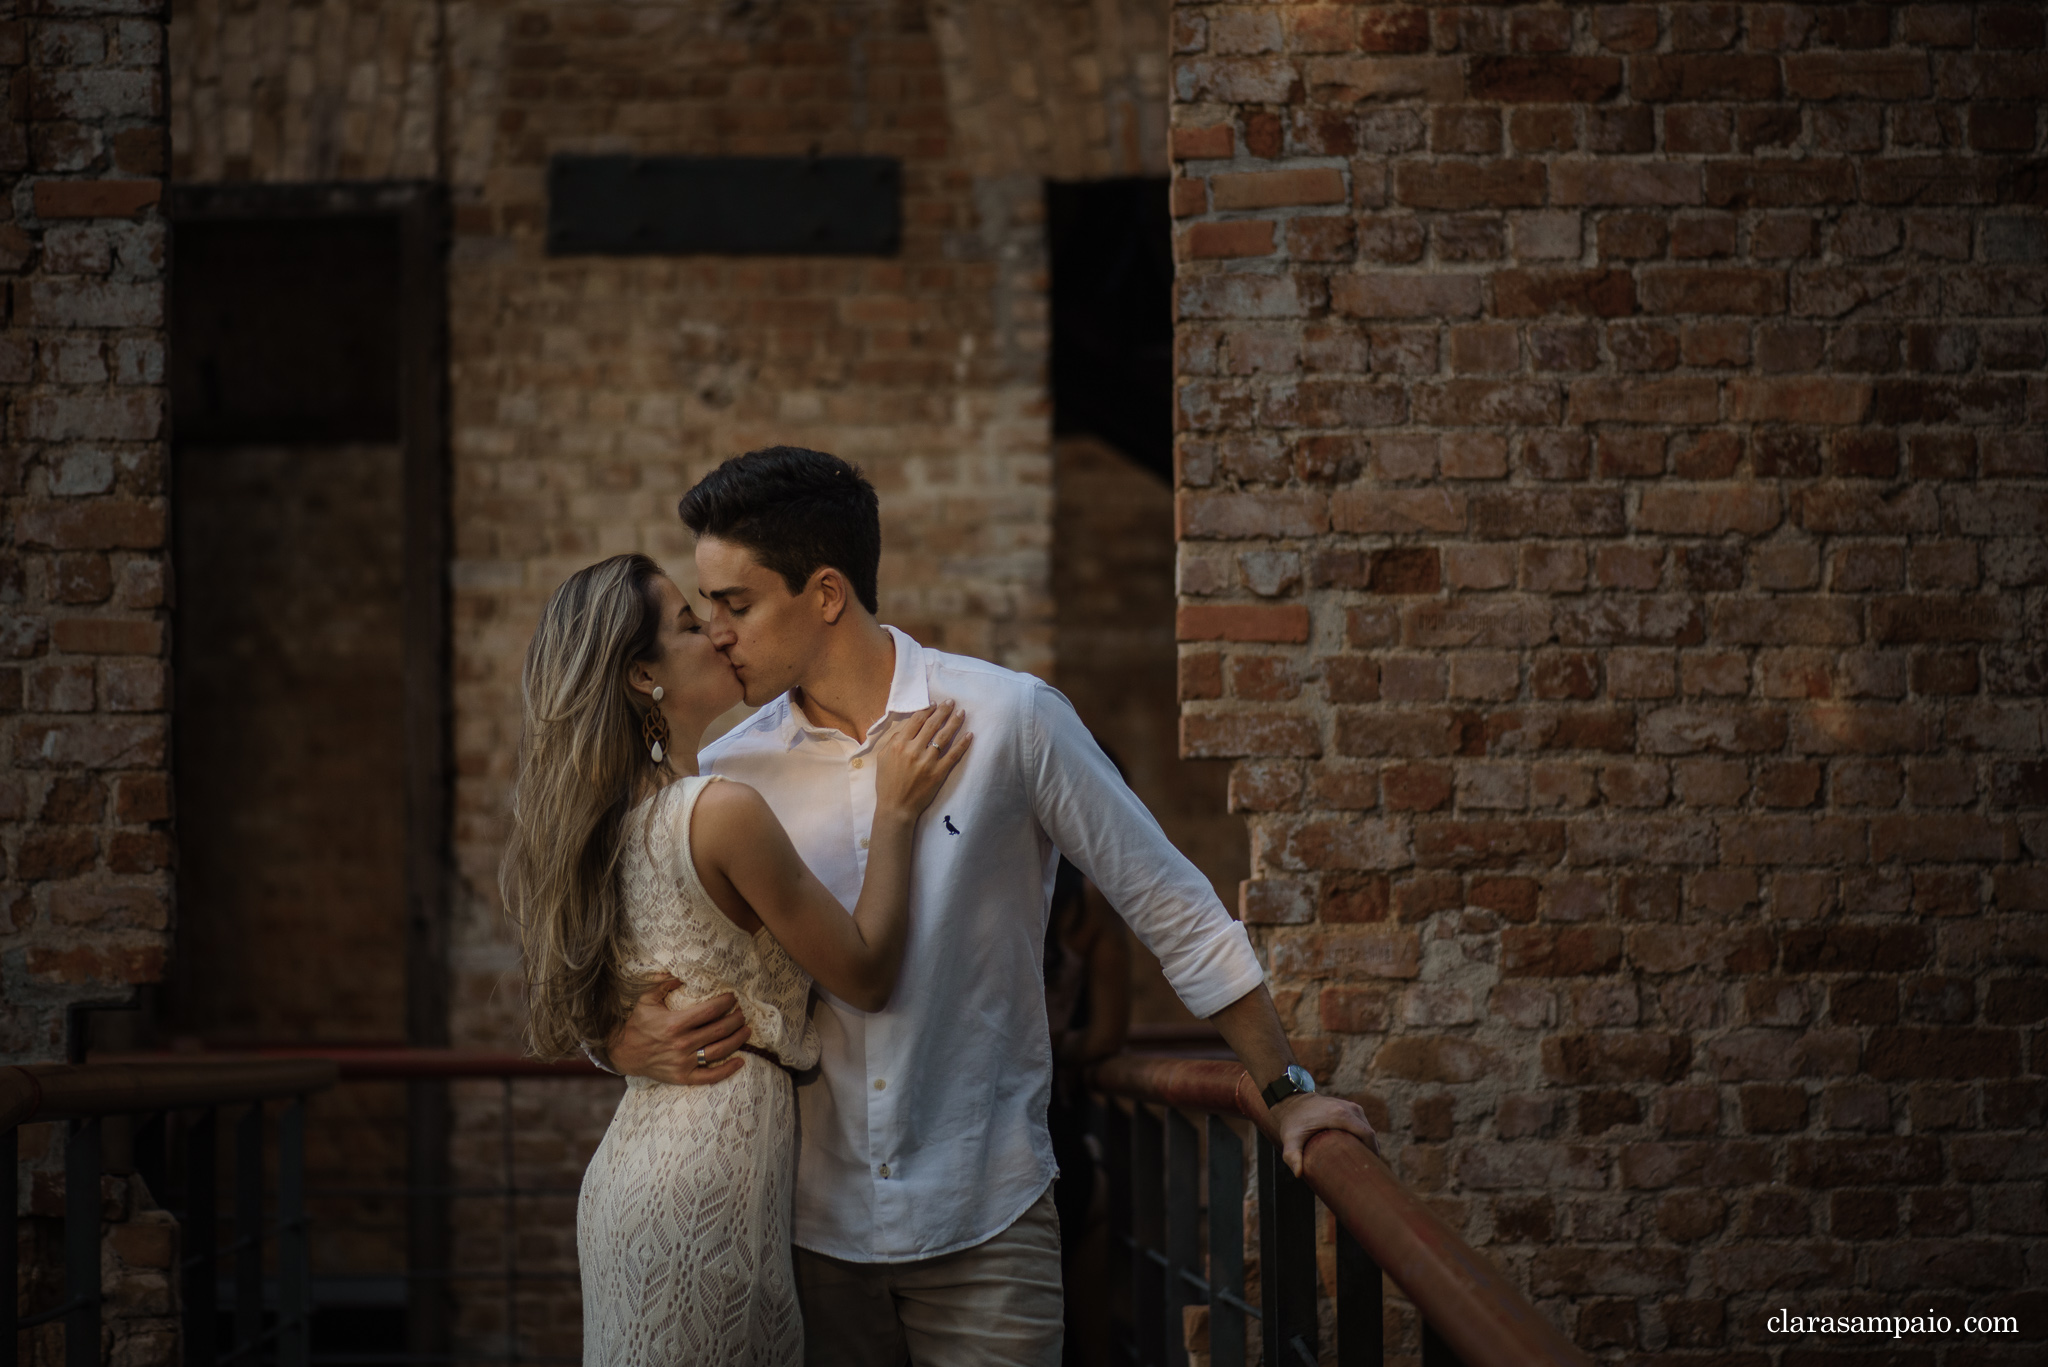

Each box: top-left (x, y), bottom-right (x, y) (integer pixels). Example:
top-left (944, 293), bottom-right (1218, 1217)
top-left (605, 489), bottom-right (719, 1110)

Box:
top-left (1047, 178), bottom-right (1174, 482)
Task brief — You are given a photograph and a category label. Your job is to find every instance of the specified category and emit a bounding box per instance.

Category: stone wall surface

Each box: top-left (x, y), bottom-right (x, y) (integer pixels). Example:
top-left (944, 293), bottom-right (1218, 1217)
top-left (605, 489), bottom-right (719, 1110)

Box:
top-left (10, 1150), bottom-right (181, 1367)
top-left (928, 0), bottom-right (1171, 180)
top-left (1, 0), bottom-right (174, 1064)
top-left (1168, 3), bottom-right (2045, 1360)
top-left (168, 0), bottom-right (442, 184)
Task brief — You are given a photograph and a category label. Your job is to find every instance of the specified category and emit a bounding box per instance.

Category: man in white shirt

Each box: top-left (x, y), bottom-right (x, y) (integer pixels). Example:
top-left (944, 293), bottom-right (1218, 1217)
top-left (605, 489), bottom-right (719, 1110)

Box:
top-left (607, 447), bottom-right (1375, 1366)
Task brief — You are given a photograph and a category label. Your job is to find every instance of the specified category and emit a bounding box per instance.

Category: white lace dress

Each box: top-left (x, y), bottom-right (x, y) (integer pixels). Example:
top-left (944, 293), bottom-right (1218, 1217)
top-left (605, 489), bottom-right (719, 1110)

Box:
top-left (578, 775), bottom-right (820, 1367)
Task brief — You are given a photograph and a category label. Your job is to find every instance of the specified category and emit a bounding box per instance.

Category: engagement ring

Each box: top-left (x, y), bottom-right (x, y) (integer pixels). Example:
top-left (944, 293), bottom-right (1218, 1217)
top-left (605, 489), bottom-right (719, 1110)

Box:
top-left (695, 1047), bottom-right (709, 1068)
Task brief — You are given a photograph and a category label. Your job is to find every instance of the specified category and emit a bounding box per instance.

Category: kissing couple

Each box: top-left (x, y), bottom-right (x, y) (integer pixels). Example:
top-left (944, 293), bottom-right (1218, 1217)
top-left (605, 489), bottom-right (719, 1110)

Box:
top-left (503, 447), bottom-right (1377, 1366)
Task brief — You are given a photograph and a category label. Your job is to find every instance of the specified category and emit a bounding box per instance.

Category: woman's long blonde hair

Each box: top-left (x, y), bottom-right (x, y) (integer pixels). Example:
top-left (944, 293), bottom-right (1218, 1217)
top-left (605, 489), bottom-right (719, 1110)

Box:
top-left (501, 553), bottom-right (672, 1058)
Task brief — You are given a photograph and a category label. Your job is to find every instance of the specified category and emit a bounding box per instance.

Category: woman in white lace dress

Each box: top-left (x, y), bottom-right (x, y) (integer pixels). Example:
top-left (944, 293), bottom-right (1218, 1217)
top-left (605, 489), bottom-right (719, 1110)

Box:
top-left (501, 554), bottom-right (968, 1367)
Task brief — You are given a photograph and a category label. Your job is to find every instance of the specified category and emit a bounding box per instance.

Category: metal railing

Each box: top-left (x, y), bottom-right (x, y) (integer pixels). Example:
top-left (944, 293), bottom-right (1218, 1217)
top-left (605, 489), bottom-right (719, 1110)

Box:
top-left (98, 1048), bottom-right (616, 1367)
top-left (3, 1059), bottom-right (338, 1367)
top-left (1089, 1055), bottom-right (1590, 1367)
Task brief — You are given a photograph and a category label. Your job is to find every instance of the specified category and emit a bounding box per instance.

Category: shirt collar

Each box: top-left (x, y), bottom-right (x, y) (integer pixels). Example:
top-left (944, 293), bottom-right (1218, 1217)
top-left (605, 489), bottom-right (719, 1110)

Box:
top-left (768, 624), bottom-right (930, 749)
top-left (879, 625), bottom-right (931, 716)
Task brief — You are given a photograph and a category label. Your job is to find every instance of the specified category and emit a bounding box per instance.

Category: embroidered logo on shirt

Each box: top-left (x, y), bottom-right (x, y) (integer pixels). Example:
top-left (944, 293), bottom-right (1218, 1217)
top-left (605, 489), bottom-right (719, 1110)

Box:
top-left (943, 815), bottom-right (960, 835)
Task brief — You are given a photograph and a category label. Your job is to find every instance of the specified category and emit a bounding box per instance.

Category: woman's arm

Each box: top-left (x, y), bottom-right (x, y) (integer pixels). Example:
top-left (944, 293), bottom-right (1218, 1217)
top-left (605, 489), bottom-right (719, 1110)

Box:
top-left (691, 704), bottom-right (969, 1011)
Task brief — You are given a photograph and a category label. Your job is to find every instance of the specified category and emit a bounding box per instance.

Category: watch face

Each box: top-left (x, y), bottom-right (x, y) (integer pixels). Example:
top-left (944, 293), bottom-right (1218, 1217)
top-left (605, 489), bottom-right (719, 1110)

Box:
top-left (1288, 1065), bottom-right (1316, 1093)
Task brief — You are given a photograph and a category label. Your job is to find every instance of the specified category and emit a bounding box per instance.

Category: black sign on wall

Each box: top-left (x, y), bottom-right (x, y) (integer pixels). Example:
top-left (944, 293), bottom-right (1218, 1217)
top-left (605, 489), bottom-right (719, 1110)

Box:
top-left (547, 155), bottom-right (902, 256)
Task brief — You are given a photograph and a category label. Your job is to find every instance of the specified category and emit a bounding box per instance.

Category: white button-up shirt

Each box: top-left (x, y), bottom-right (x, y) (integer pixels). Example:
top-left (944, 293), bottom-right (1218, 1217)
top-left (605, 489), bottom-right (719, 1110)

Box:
top-left (701, 627), bottom-right (1263, 1261)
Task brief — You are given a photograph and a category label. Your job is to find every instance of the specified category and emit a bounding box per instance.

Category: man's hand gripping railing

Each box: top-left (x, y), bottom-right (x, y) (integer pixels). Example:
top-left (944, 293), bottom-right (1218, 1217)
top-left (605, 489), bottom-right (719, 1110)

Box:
top-left (1088, 1054), bottom-right (1591, 1367)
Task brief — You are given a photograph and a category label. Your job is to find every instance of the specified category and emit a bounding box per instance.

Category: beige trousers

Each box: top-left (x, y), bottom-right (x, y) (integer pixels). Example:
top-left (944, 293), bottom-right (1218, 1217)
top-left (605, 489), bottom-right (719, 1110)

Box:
top-left (795, 1184), bottom-right (1064, 1367)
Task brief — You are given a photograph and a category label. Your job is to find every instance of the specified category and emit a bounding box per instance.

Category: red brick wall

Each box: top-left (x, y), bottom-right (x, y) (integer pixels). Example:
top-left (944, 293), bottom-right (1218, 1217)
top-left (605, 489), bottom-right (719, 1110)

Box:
top-left (1, 0), bottom-right (173, 1063)
top-left (1169, 4), bottom-right (2044, 1358)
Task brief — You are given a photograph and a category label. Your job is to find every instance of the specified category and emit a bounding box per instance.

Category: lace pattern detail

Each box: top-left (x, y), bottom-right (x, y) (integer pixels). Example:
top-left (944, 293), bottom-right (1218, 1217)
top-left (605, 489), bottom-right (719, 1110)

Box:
top-left (579, 776), bottom-right (818, 1366)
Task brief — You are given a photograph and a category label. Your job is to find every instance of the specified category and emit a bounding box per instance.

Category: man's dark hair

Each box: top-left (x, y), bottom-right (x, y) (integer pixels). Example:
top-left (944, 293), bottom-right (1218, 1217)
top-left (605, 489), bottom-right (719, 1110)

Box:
top-left (678, 446), bottom-right (881, 614)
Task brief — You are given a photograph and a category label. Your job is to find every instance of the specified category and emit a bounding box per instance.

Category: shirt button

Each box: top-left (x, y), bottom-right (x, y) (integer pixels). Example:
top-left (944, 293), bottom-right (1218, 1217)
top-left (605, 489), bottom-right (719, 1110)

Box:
top-left (878, 1164), bottom-right (890, 1178)
top-left (873, 1078), bottom-right (886, 1091)
top-left (851, 758), bottom-right (863, 770)
top-left (858, 836), bottom-right (870, 850)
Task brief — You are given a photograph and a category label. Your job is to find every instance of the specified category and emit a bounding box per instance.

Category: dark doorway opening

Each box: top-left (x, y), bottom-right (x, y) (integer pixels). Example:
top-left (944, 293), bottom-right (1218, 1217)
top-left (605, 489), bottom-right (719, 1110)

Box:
top-left (1047, 178), bottom-right (1176, 482)
top-left (169, 212), bottom-right (409, 1043)
top-left (172, 217), bottom-right (404, 444)
top-left (165, 183), bottom-right (450, 1362)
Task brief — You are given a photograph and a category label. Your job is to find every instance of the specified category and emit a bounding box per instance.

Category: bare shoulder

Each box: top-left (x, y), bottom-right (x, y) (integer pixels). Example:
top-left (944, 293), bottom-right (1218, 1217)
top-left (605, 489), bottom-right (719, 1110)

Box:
top-left (684, 779), bottom-right (785, 888)
top-left (690, 777), bottom-right (773, 836)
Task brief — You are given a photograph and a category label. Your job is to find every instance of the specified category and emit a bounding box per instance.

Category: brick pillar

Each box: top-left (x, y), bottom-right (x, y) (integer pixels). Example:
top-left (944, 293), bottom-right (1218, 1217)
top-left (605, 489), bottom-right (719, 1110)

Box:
top-left (0, 0), bottom-right (173, 1062)
top-left (1170, 4), bottom-right (2043, 1358)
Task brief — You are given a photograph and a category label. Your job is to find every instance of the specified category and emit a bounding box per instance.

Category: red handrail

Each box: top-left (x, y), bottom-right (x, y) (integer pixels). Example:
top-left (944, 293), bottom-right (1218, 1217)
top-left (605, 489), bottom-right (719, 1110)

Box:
top-left (2, 1059), bottom-right (339, 1130)
top-left (1091, 1054), bottom-right (1590, 1367)
top-left (90, 1047), bottom-right (607, 1080)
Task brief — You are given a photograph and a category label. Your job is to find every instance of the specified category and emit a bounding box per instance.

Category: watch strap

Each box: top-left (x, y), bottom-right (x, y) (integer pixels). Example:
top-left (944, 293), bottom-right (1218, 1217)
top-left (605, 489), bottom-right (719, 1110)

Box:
top-left (1261, 1069), bottom-right (1308, 1109)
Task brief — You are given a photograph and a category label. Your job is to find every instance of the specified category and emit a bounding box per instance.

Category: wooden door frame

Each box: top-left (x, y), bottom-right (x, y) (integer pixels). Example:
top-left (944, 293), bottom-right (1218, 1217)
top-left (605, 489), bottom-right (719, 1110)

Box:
top-left (167, 181), bottom-right (452, 1352)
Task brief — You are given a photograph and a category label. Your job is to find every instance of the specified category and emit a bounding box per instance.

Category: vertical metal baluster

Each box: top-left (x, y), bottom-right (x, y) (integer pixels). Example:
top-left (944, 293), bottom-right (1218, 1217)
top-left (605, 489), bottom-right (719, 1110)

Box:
top-left (503, 1076), bottom-right (516, 1365)
top-left (406, 1077), bottom-right (453, 1367)
top-left (235, 1104), bottom-right (264, 1363)
top-left (1256, 1133), bottom-right (1316, 1367)
top-left (1100, 1100), bottom-right (1132, 1363)
top-left (185, 1109), bottom-right (218, 1367)
top-left (1422, 1320), bottom-right (1464, 1367)
top-left (1130, 1104), bottom-right (1165, 1367)
top-left (1164, 1110), bottom-right (1200, 1367)
top-left (3, 1125), bottom-right (17, 1367)
top-left (277, 1100), bottom-right (308, 1367)
top-left (1336, 1219), bottom-right (1384, 1367)
top-left (133, 1112), bottom-right (168, 1208)
top-left (64, 1118), bottom-right (101, 1367)
top-left (1204, 1118), bottom-right (1244, 1367)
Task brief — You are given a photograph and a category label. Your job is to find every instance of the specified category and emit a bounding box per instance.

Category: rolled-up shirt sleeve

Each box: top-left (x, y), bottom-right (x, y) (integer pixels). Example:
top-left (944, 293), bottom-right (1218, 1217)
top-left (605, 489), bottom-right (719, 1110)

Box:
top-left (1025, 680), bottom-right (1265, 1019)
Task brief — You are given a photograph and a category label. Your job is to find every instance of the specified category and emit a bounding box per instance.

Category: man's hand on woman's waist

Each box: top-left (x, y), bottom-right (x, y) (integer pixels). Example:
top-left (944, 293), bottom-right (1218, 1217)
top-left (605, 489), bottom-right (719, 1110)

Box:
top-left (604, 977), bottom-right (752, 1086)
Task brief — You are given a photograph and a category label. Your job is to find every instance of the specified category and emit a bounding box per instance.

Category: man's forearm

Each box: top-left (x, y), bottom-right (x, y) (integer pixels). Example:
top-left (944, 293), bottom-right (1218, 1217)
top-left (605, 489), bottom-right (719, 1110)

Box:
top-left (1212, 982), bottom-right (1382, 1168)
top-left (1208, 984), bottom-right (1297, 1094)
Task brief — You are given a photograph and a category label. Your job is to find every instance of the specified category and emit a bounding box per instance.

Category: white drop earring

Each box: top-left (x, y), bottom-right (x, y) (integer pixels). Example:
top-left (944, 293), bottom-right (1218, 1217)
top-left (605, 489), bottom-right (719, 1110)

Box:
top-left (644, 685), bottom-right (670, 764)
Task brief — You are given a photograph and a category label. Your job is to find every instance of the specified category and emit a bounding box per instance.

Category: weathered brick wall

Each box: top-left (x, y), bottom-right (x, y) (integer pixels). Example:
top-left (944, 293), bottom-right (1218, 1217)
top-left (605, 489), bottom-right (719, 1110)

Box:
top-left (169, 0), bottom-right (497, 187)
top-left (12, 1154), bottom-right (180, 1367)
top-left (928, 0), bottom-right (1170, 179)
top-left (1169, 3), bottom-right (2044, 1359)
top-left (168, 0), bottom-right (441, 183)
top-left (1, 0), bottom-right (173, 1064)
